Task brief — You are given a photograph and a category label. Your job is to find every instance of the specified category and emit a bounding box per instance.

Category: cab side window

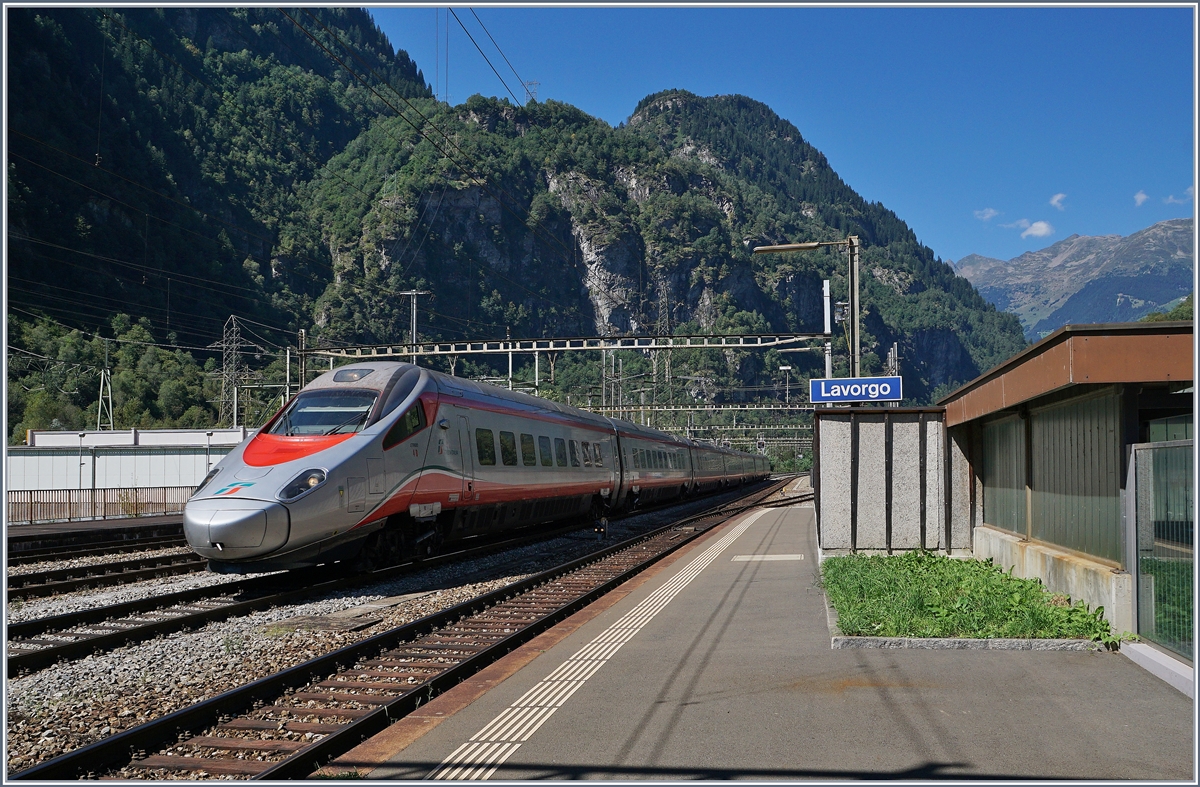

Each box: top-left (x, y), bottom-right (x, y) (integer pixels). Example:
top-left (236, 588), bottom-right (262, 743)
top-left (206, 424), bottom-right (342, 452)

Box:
top-left (476, 429), bottom-right (497, 466)
top-left (520, 434), bottom-right (537, 466)
top-left (569, 440), bottom-right (581, 467)
top-left (383, 403), bottom-right (426, 450)
top-left (593, 443), bottom-right (604, 467)
top-left (581, 443), bottom-right (592, 466)
top-left (554, 438), bottom-right (568, 467)
top-left (499, 431), bottom-right (518, 466)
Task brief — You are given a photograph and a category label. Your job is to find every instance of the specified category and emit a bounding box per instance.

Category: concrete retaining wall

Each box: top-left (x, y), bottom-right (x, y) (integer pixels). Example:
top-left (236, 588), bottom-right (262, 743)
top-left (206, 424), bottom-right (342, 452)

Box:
top-left (973, 524), bottom-right (1134, 634)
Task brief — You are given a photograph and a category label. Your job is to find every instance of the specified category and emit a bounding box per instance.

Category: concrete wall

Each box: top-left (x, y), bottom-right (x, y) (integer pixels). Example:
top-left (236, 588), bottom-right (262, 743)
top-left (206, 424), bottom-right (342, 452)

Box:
top-left (974, 524), bottom-right (1134, 634)
top-left (816, 409), bottom-right (954, 553)
top-left (947, 425), bottom-right (973, 553)
top-left (26, 427), bottom-right (247, 447)
top-left (817, 416), bottom-right (853, 550)
top-left (6, 446), bottom-right (235, 490)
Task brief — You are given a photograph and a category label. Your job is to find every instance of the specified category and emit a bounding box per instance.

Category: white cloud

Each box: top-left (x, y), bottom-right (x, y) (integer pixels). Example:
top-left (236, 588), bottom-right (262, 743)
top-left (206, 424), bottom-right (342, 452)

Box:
top-left (1021, 220), bottom-right (1054, 239)
top-left (1134, 190), bottom-right (1149, 206)
top-left (1164, 186), bottom-right (1194, 205)
top-left (1001, 218), bottom-right (1031, 230)
top-left (1049, 193), bottom-right (1067, 211)
top-left (974, 207), bottom-right (1000, 221)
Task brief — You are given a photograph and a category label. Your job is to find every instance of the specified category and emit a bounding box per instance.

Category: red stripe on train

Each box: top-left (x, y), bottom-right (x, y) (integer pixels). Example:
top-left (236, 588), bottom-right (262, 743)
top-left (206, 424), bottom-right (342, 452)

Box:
top-left (243, 433), bottom-right (353, 467)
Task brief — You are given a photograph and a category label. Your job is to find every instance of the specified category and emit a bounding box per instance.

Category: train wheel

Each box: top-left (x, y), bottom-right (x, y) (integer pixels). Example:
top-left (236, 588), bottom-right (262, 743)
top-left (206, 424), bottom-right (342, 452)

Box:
top-left (351, 531), bottom-right (382, 573)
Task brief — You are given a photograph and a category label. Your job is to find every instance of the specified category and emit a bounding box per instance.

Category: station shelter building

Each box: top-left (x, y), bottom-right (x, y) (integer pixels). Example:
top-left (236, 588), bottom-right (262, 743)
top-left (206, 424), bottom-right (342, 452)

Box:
top-left (937, 321), bottom-right (1193, 664)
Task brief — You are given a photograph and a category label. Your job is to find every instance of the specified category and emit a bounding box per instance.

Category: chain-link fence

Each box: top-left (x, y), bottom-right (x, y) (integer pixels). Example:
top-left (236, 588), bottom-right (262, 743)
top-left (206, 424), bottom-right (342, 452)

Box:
top-left (1132, 440), bottom-right (1193, 661)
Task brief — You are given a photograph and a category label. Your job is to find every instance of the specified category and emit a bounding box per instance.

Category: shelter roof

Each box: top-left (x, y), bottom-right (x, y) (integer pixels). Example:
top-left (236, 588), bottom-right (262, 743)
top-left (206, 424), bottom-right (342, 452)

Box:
top-left (937, 321), bottom-right (1193, 427)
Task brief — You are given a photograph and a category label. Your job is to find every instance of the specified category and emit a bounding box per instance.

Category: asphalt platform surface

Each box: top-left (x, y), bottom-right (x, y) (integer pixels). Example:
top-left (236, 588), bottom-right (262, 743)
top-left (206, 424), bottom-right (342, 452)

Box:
top-left (326, 502), bottom-right (1194, 781)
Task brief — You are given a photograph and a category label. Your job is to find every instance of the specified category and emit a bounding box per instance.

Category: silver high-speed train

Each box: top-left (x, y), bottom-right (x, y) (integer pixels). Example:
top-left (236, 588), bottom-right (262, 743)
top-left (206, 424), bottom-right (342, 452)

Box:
top-left (184, 362), bottom-right (770, 573)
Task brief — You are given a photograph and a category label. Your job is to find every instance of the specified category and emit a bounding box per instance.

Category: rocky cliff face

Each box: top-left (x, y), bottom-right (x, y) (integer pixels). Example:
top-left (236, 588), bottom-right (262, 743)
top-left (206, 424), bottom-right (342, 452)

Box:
top-left (954, 218), bottom-right (1193, 338)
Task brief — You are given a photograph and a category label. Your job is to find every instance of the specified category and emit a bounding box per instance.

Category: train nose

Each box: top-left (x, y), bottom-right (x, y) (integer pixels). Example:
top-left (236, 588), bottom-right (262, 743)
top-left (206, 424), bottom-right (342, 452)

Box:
top-left (184, 498), bottom-right (290, 561)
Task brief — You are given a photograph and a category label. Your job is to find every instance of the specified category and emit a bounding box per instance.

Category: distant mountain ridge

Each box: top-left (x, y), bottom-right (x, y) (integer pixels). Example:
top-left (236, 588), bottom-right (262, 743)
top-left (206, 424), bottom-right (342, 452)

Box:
top-left (953, 218), bottom-right (1193, 338)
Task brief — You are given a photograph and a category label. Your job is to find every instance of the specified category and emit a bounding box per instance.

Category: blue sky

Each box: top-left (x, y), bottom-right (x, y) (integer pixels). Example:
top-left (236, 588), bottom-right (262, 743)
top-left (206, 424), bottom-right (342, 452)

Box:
top-left (373, 6), bottom-right (1196, 264)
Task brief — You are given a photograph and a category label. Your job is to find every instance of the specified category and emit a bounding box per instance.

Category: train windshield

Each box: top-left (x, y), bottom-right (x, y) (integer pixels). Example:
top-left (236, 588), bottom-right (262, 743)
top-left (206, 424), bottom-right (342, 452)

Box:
top-left (266, 389), bottom-right (379, 436)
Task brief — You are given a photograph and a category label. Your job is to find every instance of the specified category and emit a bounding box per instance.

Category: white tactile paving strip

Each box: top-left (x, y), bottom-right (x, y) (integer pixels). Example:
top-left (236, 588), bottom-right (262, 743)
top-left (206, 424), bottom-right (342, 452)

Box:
top-left (425, 508), bottom-right (770, 781)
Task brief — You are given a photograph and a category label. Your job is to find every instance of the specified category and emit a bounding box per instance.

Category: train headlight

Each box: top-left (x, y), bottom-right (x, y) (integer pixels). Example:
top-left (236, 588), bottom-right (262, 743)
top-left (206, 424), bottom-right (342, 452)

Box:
top-left (279, 468), bottom-right (327, 503)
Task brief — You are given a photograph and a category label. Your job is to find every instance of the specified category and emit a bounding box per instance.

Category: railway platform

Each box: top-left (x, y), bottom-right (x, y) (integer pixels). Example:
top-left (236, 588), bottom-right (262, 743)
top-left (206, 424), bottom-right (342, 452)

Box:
top-left (6, 514), bottom-right (183, 555)
top-left (320, 500), bottom-right (1193, 781)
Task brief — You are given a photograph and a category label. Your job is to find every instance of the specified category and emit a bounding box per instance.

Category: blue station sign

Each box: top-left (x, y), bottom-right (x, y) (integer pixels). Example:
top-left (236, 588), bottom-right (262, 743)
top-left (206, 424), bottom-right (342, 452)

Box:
top-left (809, 376), bottom-right (903, 404)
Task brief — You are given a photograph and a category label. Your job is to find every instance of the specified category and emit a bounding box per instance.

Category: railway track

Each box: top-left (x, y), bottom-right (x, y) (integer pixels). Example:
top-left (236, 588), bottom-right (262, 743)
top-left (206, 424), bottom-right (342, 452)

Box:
top-left (5, 517), bottom-right (597, 675)
top-left (7, 552), bottom-right (208, 600)
top-left (6, 535), bottom-right (189, 567)
top-left (8, 483), bottom-right (799, 674)
top-left (7, 522), bottom-right (185, 564)
top-left (11, 478), bottom-right (794, 780)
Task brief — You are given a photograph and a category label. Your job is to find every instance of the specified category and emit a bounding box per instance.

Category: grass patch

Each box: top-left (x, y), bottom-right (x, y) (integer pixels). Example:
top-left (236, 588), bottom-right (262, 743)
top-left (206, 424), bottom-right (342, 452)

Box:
top-left (821, 551), bottom-right (1114, 642)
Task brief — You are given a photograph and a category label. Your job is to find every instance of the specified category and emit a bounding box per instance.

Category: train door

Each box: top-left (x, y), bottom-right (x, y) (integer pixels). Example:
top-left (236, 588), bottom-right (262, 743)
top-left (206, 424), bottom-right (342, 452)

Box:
top-left (457, 414), bottom-right (476, 502)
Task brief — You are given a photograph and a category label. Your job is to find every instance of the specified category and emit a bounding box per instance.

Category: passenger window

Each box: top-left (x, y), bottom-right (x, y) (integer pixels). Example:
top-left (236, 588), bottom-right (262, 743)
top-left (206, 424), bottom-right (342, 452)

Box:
top-left (499, 431), bottom-right (518, 466)
top-left (581, 443), bottom-right (592, 466)
top-left (539, 436), bottom-right (554, 467)
top-left (521, 434), bottom-right (537, 466)
top-left (383, 403), bottom-right (426, 450)
top-left (475, 429), bottom-right (496, 466)
top-left (554, 438), bottom-right (568, 467)
top-left (569, 440), bottom-right (581, 467)
top-left (593, 443), bottom-right (604, 467)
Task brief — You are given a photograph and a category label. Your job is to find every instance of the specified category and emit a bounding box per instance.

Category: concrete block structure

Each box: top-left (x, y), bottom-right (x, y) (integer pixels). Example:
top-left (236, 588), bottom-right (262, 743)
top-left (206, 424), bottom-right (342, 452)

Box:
top-left (814, 408), bottom-right (950, 553)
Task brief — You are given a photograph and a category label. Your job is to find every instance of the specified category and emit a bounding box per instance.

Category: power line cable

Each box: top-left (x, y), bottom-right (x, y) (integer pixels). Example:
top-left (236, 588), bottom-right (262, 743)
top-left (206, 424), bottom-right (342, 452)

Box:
top-left (469, 8), bottom-right (529, 102)
top-left (449, 8), bottom-right (521, 106)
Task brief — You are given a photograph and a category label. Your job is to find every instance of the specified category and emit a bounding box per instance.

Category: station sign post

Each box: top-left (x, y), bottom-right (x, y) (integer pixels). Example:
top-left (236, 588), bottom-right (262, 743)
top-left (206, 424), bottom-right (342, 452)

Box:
top-left (809, 375), bottom-right (903, 405)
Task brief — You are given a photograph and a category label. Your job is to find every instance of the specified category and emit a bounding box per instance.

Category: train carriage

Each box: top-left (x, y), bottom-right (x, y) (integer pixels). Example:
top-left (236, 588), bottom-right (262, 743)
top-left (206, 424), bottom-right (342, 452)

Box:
top-left (183, 361), bottom-right (769, 573)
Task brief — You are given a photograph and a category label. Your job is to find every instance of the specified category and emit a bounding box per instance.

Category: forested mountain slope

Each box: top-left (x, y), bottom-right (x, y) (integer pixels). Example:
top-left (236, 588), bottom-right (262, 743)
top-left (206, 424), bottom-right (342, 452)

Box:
top-left (6, 8), bottom-right (1026, 442)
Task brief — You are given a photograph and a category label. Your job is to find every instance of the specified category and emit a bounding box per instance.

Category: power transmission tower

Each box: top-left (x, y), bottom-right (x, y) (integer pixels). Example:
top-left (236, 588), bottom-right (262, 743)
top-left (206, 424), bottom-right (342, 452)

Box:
top-left (210, 316), bottom-right (264, 428)
top-left (523, 80), bottom-right (539, 102)
top-left (96, 340), bottom-right (113, 431)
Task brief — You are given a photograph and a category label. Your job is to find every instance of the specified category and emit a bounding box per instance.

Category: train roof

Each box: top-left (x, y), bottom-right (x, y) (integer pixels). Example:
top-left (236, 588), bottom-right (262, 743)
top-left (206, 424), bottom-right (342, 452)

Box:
top-left (311, 362), bottom-right (760, 458)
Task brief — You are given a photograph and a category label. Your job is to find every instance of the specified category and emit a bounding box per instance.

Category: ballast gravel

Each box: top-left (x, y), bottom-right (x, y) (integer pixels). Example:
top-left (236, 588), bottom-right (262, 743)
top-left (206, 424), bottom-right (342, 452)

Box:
top-left (6, 491), bottom-right (751, 776)
top-left (5, 565), bottom-right (273, 625)
top-left (6, 545), bottom-right (195, 578)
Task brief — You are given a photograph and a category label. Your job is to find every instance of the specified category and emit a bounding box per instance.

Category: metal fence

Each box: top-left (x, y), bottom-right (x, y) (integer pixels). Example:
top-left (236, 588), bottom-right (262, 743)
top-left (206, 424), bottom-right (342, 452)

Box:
top-left (6, 487), bottom-right (195, 524)
top-left (1130, 440), bottom-right (1193, 661)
